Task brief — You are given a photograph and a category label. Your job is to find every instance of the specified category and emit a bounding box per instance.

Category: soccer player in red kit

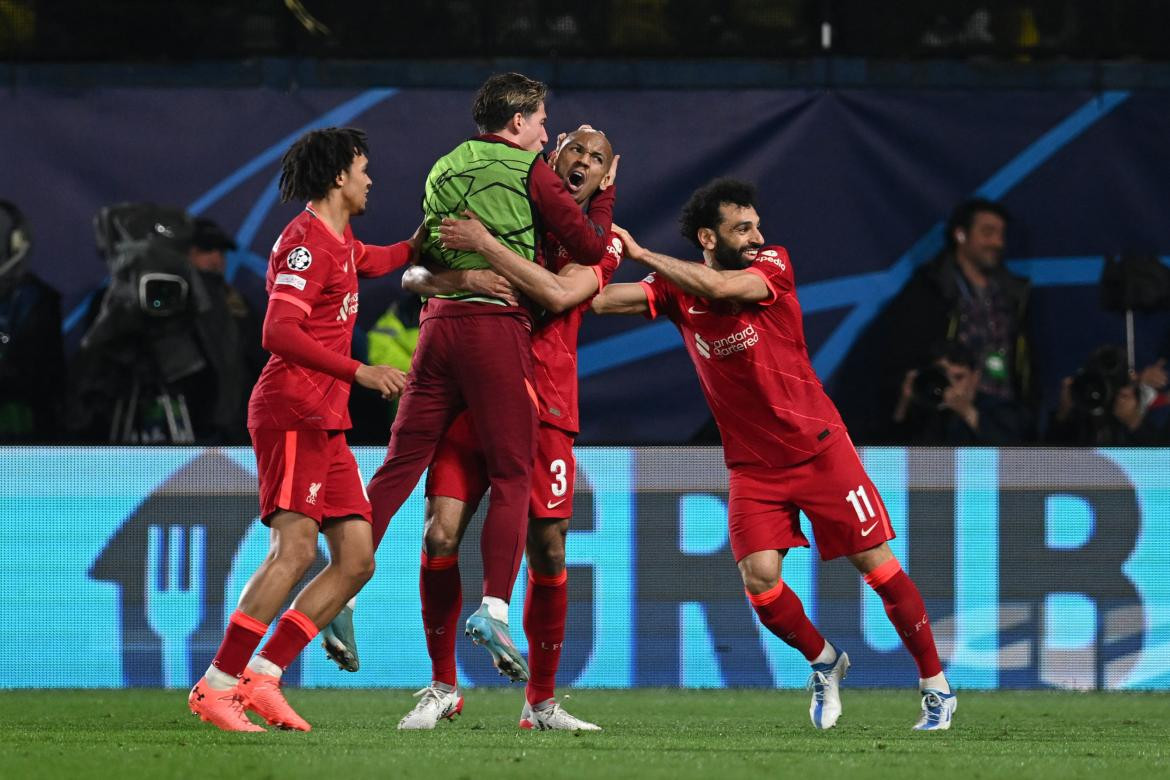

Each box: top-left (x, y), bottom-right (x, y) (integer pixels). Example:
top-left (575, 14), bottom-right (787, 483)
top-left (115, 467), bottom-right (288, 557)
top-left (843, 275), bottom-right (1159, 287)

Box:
top-left (592, 178), bottom-right (957, 731)
top-left (363, 74), bottom-right (615, 680)
top-left (387, 127), bottom-right (618, 731)
top-left (188, 127), bottom-right (412, 732)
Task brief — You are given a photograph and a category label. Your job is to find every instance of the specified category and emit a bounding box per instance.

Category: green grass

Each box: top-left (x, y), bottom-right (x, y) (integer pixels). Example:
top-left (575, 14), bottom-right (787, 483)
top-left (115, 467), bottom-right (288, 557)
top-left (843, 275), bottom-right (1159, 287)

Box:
top-left (1, 689), bottom-right (1167, 779)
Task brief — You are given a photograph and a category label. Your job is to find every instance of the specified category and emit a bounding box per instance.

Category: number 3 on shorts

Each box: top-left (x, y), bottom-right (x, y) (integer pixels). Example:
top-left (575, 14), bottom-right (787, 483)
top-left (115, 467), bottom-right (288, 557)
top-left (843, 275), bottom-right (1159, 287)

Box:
top-left (845, 485), bottom-right (875, 523)
top-left (550, 459), bottom-right (568, 497)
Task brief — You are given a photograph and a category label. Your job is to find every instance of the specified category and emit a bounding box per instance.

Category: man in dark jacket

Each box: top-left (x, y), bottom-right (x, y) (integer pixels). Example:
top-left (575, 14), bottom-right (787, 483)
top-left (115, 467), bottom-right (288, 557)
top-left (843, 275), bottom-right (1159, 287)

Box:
top-left (0, 200), bottom-right (65, 441)
top-left (833, 198), bottom-right (1036, 443)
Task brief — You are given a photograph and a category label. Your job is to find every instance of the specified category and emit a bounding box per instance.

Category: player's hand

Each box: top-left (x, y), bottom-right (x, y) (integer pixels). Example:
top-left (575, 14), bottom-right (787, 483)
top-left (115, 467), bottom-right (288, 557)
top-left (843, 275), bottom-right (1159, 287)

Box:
top-left (462, 269), bottom-right (518, 306)
top-left (600, 154), bottom-right (620, 190)
top-left (549, 124), bottom-right (596, 168)
top-left (439, 213), bottom-right (492, 254)
top-left (408, 220), bottom-right (427, 258)
top-left (355, 364), bottom-right (408, 400)
top-left (1139, 358), bottom-right (1168, 390)
top-left (610, 224), bottom-right (645, 262)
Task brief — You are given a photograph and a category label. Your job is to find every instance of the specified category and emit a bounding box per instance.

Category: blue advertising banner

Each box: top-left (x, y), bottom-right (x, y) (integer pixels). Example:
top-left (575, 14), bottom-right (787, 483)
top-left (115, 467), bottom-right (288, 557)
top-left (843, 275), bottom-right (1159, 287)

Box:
top-left (0, 446), bottom-right (1165, 690)
top-left (5, 88), bottom-right (1170, 442)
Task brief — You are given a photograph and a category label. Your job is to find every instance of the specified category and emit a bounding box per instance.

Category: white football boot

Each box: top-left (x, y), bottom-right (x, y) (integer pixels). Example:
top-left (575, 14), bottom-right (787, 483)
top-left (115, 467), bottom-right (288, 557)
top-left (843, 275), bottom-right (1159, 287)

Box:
top-left (397, 684), bottom-right (464, 730)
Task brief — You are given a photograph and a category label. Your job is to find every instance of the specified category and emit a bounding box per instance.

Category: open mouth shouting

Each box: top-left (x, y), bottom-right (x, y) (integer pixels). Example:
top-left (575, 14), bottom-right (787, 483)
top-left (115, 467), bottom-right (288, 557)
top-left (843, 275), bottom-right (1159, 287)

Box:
top-left (566, 168), bottom-right (587, 194)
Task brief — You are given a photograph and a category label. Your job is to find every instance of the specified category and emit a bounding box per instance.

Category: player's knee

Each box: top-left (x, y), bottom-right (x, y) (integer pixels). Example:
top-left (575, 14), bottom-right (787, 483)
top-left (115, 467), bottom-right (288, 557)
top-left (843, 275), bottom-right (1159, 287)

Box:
top-left (346, 554), bottom-right (376, 587)
top-left (741, 571), bottom-right (780, 596)
top-left (423, 523), bottom-right (459, 557)
top-left (269, 539), bottom-right (317, 578)
top-left (527, 547), bottom-right (565, 576)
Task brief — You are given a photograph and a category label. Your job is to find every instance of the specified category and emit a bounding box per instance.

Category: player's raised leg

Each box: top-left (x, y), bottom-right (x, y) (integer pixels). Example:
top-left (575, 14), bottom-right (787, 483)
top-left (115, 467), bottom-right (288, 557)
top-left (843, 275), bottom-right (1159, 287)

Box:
top-left (399, 495), bottom-right (476, 729)
top-left (849, 542), bottom-right (956, 731)
top-left (738, 549), bottom-right (849, 730)
top-left (457, 317), bottom-right (538, 682)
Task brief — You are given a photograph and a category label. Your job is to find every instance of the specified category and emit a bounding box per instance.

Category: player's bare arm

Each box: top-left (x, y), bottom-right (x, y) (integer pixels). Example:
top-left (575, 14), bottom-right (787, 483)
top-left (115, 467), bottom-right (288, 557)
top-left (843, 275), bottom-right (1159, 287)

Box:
top-left (612, 224), bottom-right (770, 304)
top-left (401, 260), bottom-right (518, 306)
top-left (591, 281), bottom-right (650, 316)
top-left (439, 213), bottom-right (599, 313)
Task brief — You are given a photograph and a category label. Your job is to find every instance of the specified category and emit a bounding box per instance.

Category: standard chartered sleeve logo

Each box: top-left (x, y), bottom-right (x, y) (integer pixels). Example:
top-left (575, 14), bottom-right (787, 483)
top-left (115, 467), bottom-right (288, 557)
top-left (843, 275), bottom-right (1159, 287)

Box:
top-left (695, 325), bottom-right (759, 359)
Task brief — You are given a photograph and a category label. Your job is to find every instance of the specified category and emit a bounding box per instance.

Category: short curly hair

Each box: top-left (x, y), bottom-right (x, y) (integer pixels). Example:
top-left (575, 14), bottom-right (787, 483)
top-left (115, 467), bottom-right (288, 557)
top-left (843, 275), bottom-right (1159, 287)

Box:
top-left (679, 178), bottom-right (758, 249)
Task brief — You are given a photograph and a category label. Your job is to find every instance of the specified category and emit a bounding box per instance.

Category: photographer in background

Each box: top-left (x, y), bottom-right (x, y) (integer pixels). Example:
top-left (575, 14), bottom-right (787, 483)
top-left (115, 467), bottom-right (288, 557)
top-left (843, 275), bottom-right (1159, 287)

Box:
top-left (1047, 345), bottom-right (1169, 445)
top-left (185, 217), bottom-right (264, 442)
top-left (891, 343), bottom-right (1034, 445)
top-left (0, 200), bottom-right (65, 441)
top-left (834, 198), bottom-right (1037, 442)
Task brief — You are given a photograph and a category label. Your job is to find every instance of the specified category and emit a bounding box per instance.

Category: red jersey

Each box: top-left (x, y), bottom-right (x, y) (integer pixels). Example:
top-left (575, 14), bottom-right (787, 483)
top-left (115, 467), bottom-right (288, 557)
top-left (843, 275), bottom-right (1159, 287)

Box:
top-left (531, 232), bottom-right (623, 434)
top-left (248, 208), bottom-right (398, 430)
top-left (640, 246), bottom-right (845, 468)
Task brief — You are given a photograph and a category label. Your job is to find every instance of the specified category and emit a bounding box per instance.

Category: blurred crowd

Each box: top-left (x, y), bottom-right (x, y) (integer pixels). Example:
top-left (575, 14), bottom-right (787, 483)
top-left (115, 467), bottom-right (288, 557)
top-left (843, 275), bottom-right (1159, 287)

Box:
top-left (2, 194), bottom-right (1168, 446)
top-left (3, 1), bottom-right (1168, 62)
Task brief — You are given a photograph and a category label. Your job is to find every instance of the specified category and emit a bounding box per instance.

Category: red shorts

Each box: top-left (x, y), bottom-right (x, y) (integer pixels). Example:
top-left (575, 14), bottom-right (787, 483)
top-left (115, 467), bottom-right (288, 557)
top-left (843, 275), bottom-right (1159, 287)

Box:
top-left (728, 437), bottom-right (895, 562)
top-left (250, 428), bottom-right (371, 525)
top-left (426, 411), bottom-right (576, 520)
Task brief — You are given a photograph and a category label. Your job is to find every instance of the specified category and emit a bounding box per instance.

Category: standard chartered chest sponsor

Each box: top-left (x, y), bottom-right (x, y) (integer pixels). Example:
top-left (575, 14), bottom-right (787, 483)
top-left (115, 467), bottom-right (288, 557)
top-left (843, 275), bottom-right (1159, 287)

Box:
top-left (693, 324), bottom-right (759, 359)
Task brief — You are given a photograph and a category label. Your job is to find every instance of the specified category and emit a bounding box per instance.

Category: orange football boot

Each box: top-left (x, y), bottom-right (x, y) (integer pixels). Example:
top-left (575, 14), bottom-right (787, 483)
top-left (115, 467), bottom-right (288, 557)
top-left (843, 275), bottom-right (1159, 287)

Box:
top-left (188, 679), bottom-right (266, 732)
top-left (237, 671), bottom-right (311, 731)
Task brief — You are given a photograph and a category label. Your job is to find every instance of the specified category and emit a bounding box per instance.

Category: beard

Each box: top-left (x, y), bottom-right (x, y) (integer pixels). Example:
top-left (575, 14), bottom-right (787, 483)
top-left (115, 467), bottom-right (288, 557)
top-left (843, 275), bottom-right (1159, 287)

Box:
top-left (713, 235), bottom-right (759, 270)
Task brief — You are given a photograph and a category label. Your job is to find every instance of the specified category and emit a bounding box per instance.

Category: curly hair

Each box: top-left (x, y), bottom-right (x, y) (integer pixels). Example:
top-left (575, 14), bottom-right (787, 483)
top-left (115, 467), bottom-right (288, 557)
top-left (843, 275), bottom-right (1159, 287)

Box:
top-left (678, 178), bottom-right (758, 248)
top-left (278, 127), bottom-right (369, 203)
top-left (472, 72), bottom-right (548, 134)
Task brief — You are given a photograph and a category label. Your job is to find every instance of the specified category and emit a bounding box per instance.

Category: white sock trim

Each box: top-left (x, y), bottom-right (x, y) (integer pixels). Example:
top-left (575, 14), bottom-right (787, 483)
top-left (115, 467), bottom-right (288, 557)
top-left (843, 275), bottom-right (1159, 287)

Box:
top-left (481, 596), bottom-right (509, 623)
top-left (811, 641), bottom-right (837, 667)
top-left (247, 655), bottom-right (283, 678)
top-left (920, 673), bottom-right (951, 694)
top-left (204, 666), bottom-right (238, 690)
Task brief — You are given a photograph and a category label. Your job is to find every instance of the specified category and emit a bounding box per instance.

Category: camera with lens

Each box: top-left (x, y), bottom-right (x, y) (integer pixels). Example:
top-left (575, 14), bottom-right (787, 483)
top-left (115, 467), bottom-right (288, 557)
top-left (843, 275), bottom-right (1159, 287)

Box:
top-left (1069, 345), bottom-right (1130, 417)
top-left (85, 203), bottom-right (211, 384)
top-left (911, 363), bottom-right (951, 407)
top-left (72, 203), bottom-right (215, 442)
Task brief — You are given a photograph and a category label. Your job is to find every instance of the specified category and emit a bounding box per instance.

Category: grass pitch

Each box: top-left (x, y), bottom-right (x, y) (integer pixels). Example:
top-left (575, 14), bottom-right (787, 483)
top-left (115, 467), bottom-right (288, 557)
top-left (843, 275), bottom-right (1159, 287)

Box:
top-left (1, 688), bottom-right (1166, 779)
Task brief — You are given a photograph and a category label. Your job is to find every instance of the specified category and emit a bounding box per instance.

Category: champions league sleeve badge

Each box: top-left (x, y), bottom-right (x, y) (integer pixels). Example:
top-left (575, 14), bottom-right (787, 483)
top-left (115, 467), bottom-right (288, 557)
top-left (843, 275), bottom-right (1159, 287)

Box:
top-left (286, 246), bottom-right (313, 271)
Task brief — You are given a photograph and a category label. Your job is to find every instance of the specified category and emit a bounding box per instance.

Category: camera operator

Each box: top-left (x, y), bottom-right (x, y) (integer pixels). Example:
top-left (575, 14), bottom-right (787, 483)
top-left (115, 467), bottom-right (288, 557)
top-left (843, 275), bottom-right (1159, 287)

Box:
top-left (1047, 346), bottom-right (1168, 445)
top-left (0, 200), bottom-right (65, 441)
top-left (183, 217), bottom-right (265, 443)
top-left (68, 204), bottom-right (254, 443)
top-left (892, 343), bottom-right (1034, 445)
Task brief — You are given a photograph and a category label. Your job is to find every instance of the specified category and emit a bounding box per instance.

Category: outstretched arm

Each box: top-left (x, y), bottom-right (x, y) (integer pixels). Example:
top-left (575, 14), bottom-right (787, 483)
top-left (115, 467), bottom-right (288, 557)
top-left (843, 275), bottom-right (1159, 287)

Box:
top-left (592, 282), bottom-right (651, 316)
top-left (612, 225), bottom-right (769, 304)
top-left (355, 222), bottom-right (425, 277)
top-left (439, 214), bottom-right (599, 312)
top-left (401, 261), bottom-right (517, 306)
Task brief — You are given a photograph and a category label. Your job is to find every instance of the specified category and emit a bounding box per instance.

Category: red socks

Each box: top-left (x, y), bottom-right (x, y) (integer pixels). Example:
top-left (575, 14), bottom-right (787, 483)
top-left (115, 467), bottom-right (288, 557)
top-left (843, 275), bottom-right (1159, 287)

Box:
top-left (420, 552), bottom-right (462, 686)
top-left (258, 609), bottom-right (319, 670)
top-left (747, 581), bottom-right (826, 661)
top-left (864, 558), bottom-right (943, 678)
top-left (211, 610), bottom-right (268, 678)
top-left (524, 570), bottom-right (568, 705)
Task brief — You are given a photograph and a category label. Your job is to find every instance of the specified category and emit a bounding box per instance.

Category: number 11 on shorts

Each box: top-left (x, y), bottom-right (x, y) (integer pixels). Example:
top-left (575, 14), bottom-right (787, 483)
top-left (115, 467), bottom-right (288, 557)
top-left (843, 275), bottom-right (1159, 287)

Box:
top-left (846, 485), bottom-right (875, 523)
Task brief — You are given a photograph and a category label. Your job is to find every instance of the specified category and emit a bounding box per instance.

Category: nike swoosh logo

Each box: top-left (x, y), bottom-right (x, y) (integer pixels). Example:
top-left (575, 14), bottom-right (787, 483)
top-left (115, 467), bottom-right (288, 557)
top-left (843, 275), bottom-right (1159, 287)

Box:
top-left (546, 498), bottom-right (567, 509)
top-left (861, 522), bottom-right (879, 537)
top-left (688, 306), bottom-right (708, 314)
